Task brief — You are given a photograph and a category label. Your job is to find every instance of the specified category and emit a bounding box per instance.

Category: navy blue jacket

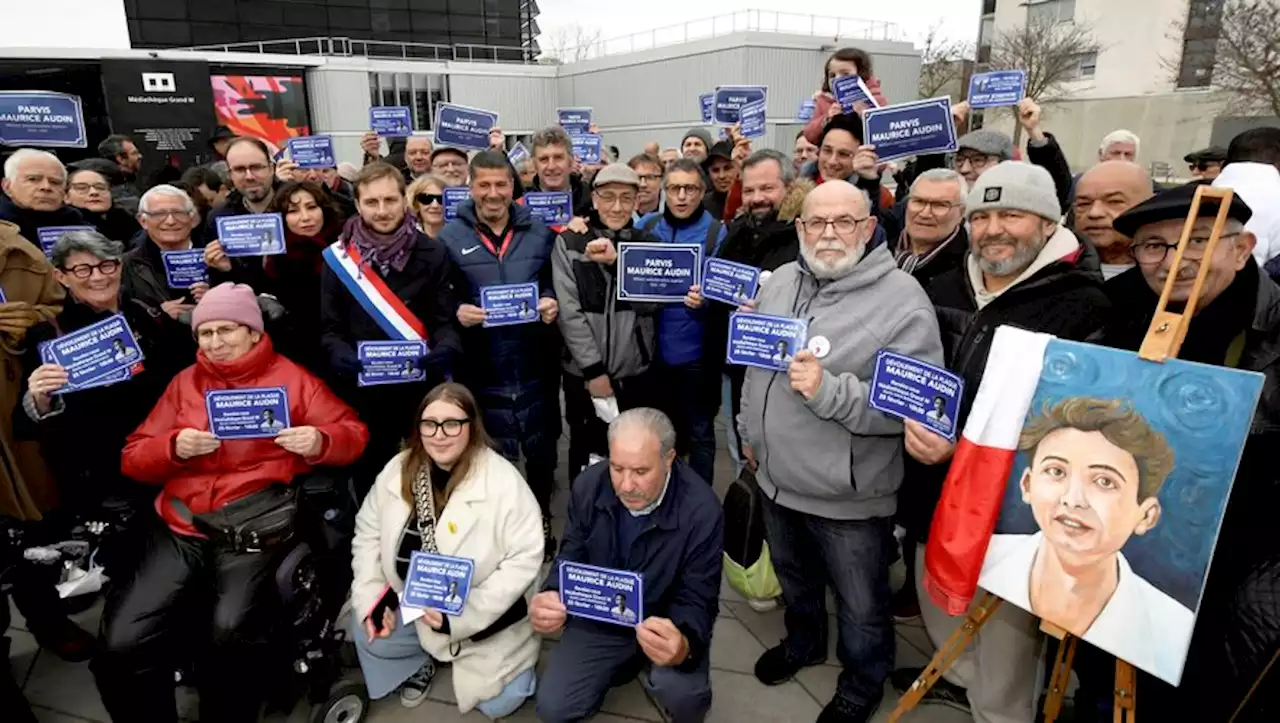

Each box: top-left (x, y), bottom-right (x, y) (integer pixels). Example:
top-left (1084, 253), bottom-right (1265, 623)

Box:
top-left (543, 460), bottom-right (725, 671)
top-left (637, 208), bottom-right (726, 366)
top-left (436, 199), bottom-right (560, 389)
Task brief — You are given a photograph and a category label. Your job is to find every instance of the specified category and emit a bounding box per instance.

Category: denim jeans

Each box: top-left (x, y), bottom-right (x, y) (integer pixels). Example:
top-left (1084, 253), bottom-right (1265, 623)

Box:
top-left (759, 495), bottom-right (894, 708)
top-left (658, 362), bottom-right (719, 486)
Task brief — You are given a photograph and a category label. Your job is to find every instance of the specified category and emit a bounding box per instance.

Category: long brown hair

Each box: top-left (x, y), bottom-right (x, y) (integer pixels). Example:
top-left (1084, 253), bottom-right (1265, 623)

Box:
top-left (400, 382), bottom-right (495, 511)
top-left (270, 180), bottom-right (344, 235)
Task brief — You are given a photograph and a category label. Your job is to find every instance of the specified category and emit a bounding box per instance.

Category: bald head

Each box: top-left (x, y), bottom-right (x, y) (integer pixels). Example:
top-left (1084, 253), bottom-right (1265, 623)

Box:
top-left (796, 180), bottom-right (876, 279)
top-left (801, 179), bottom-right (869, 217)
top-left (1073, 161), bottom-right (1154, 256)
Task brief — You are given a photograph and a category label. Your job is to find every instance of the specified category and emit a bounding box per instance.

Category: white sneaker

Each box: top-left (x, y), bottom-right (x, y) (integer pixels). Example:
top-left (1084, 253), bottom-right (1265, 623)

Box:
top-left (400, 659), bottom-right (435, 708)
top-left (747, 597), bottom-right (779, 612)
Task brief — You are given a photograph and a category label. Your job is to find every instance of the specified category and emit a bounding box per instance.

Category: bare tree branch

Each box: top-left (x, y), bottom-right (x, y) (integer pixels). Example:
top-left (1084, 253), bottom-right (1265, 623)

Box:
top-left (988, 17), bottom-right (1100, 143)
top-left (1209, 0), bottom-right (1280, 117)
top-left (538, 24), bottom-right (604, 65)
top-left (917, 23), bottom-right (975, 100)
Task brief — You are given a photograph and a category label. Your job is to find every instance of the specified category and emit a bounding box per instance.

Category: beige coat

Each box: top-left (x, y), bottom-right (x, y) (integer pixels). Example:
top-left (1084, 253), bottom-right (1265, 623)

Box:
top-left (351, 447), bottom-right (544, 713)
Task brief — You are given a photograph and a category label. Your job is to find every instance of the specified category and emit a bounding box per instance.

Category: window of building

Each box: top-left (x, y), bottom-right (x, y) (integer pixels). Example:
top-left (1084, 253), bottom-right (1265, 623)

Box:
top-left (1027, 0), bottom-right (1076, 26)
top-left (1068, 51), bottom-right (1098, 79)
top-left (1177, 0), bottom-right (1225, 88)
top-left (982, 0), bottom-right (997, 14)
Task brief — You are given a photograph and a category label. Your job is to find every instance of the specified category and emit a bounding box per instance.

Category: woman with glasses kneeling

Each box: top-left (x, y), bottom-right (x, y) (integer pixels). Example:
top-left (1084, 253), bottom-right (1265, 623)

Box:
top-left (351, 382), bottom-right (543, 715)
top-left (93, 282), bottom-right (369, 723)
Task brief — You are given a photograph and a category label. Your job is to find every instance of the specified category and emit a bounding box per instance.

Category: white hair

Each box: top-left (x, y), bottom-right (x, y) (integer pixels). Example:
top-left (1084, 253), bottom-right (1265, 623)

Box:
top-left (139, 184), bottom-right (196, 214)
top-left (3, 149), bottom-right (65, 183)
top-left (608, 408), bottom-right (677, 458)
top-left (910, 168), bottom-right (969, 206)
top-left (1100, 130), bottom-right (1140, 156)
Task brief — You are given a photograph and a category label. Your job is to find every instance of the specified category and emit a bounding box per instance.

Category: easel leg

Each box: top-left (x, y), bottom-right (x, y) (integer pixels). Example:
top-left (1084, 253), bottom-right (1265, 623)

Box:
top-left (1042, 634), bottom-right (1078, 723)
top-left (1114, 660), bottom-right (1136, 723)
top-left (887, 593), bottom-right (1003, 722)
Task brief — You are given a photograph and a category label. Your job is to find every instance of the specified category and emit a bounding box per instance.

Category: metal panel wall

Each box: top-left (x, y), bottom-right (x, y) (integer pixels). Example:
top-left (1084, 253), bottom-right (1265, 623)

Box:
top-left (447, 73), bottom-right (558, 134)
top-left (306, 66), bottom-right (375, 166)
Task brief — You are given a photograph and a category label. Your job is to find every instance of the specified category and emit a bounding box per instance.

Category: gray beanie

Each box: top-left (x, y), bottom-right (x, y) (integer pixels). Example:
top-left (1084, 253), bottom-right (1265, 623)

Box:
top-left (681, 127), bottom-right (714, 153)
top-left (966, 161), bottom-right (1061, 222)
top-left (958, 129), bottom-right (1015, 162)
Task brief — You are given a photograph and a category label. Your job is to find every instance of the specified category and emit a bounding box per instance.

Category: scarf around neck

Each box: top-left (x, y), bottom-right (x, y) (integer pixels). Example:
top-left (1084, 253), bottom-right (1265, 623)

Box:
top-left (342, 211), bottom-right (418, 274)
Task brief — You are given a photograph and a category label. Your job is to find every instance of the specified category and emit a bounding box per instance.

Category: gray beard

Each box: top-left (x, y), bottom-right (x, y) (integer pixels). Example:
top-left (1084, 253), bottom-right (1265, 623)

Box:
top-left (802, 240), bottom-right (865, 279)
top-left (976, 234), bottom-right (1046, 278)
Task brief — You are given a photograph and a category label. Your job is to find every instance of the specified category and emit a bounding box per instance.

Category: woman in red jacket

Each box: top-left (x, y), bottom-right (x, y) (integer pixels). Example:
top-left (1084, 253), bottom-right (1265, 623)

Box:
top-left (91, 282), bottom-right (369, 723)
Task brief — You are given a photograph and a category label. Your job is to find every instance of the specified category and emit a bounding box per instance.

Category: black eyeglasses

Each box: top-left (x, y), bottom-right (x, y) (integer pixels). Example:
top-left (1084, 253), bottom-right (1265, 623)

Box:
top-left (416, 193), bottom-right (443, 206)
top-left (60, 260), bottom-right (121, 279)
top-left (419, 418), bottom-right (470, 437)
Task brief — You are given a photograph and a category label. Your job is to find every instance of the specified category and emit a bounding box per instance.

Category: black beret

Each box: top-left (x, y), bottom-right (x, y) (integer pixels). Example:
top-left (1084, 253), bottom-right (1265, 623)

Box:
top-left (1182, 145), bottom-right (1228, 164)
top-left (1112, 181), bottom-right (1253, 238)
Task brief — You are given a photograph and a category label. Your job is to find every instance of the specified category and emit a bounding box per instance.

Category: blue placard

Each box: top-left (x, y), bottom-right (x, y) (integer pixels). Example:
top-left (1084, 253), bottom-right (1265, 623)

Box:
top-left (370, 106), bottom-right (413, 136)
top-left (216, 213), bottom-right (286, 257)
top-left (702, 258), bottom-right (760, 306)
top-left (862, 98), bottom-right (959, 163)
top-left (507, 142), bottom-right (530, 166)
top-left (404, 552), bottom-right (475, 615)
top-left (713, 85), bottom-right (767, 125)
top-left (968, 70), bottom-right (1027, 109)
top-left (617, 242), bottom-right (702, 302)
top-left (559, 561), bottom-right (644, 627)
top-left (46, 314), bottom-right (145, 387)
top-left (699, 93), bottom-right (715, 123)
top-left (557, 107), bottom-right (592, 135)
top-left (38, 342), bottom-right (130, 393)
top-left (0, 286), bottom-right (6, 302)
top-left (868, 350), bottom-right (964, 441)
top-left (205, 387), bottom-right (290, 439)
top-left (797, 99), bottom-right (816, 122)
top-left (739, 98), bottom-right (767, 139)
top-left (523, 191), bottom-right (573, 226)
top-left (831, 75), bottom-right (880, 112)
top-left (35, 226), bottom-right (94, 258)
top-left (443, 187), bottom-right (469, 221)
top-left (286, 135), bottom-right (336, 169)
top-left (357, 340), bottom-right (427, 387)
top-left (434, 102), bottom-right (497, 151)
top-left (481, 283), bottom-right (540, 328)
top-left (727, 312), bottom-right (808, 372)
top-left (161, 249), bottom-right (208, 288)
top-left (570, 134), bottom-right (603, 164)
top-left (0, 91), bottom-right (87, 148)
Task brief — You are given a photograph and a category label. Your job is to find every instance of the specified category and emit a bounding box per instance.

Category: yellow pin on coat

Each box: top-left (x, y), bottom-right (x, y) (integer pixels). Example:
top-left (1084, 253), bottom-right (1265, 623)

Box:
top-left (448, 521), bottom-right (457, 534)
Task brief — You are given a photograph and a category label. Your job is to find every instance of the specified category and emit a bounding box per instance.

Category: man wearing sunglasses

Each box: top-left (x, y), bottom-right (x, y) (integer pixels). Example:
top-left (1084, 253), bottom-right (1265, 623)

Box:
top-left (1184, 146), bottom-right (1227, 181)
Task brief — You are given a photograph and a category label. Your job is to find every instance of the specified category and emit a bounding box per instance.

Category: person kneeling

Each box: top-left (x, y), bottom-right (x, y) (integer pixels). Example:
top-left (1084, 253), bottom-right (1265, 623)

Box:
top-left (533, 408), bottom-right (725, 723)
top-left (92, 282), bottom-right (369, 723)
top-left (350, 382), bottom-right (543, 716)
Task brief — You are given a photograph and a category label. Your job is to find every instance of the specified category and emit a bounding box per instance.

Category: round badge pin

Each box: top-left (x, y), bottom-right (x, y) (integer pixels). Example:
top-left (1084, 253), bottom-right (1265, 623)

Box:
top-left (808, 335), bottom-right (831, 358)
top-left (759, 270), bottom-right (772, 285)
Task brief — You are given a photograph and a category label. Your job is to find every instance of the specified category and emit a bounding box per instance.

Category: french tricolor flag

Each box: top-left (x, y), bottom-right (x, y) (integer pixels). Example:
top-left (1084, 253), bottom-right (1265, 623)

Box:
top-left (923, 326), bottom-right (1053, 615)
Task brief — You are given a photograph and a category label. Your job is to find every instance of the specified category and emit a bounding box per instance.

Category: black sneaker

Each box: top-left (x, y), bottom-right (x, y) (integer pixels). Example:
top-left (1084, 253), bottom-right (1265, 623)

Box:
top-left (399, 658), bottom-right (435, 708)
top-left (753, 644), bottom-right (825, 686)
top-left (542, 518), bottom-right (557, 562)
top-left (889, 667), bottom-right (970, 712)
top-left (816, 694), bottom-right (877, 723)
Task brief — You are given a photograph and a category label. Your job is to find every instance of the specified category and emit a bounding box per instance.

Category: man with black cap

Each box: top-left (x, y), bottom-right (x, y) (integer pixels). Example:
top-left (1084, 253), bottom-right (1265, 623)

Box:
top-left (430, 145), bottom-right (469, 187)
top-left (681, 128), bottom-right (713, 164)
top-left (1084, 184), bottom-right (1280, 722)
top-left (702, 140), bottom-right (738, 220)
top-left (1184, 145), bottom-right (1227, 181)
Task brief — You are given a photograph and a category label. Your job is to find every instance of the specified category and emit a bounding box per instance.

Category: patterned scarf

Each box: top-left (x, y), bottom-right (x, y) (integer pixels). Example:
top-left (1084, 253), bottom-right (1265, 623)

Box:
top-left (342, 211), bottom-right (418, 275)
top-left (411, 463), bottom-right (440, 554)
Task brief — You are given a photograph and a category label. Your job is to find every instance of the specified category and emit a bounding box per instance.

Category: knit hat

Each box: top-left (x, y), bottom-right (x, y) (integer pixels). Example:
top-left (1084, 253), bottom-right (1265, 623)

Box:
top-left (592, 163), bottom-right (640, 188)
top-left (958, 129), bottom-right (1015, 162)
top-left (966, 161), bottom-right (1061, 222)
top-left (191, 282), bottom-right (264, 333)
top-left (681, 128), bottom-right (714, 154)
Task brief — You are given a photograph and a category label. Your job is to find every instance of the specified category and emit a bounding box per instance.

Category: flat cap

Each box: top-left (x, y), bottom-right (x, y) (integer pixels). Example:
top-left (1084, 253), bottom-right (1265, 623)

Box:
top-left (1183, 145), bottom-right (1228, 164)
top-left (957, 129), bottom-right (1014, 162)
top-left (592, 163), bottom-right (640, 188)
top-left (1112, 181), bottom-right (1253, 238)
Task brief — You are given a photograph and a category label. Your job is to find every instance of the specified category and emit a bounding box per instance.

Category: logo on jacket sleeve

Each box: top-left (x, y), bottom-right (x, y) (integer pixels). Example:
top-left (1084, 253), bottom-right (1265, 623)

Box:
top-left (983, 187), bottom-right (1002, 202)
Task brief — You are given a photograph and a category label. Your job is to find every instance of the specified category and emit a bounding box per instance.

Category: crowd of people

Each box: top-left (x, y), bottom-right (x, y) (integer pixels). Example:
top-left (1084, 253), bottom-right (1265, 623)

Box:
top-left (0, 44), bottom-right (1277, 723)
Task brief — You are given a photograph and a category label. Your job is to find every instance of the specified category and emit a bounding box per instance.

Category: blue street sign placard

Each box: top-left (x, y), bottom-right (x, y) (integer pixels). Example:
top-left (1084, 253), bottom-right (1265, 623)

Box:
top-left (617, 243), bottom-right (702, 302)
top-left (968, 70), bottom-right (1027, 109)
top-left (739, 98), bottom-right (767, 139)
top-left (713, 85), bottom-right (767, 125)
top-left (702, 258), bottom-right (761, 306)
top-left (35, 226), bottom-right (94, 258)
top-left (443, 187), bottom-right (469, 221)
top-left (433, 102), bottom-right (498, 151)
top-left (286, 135), bottom-right (336, 168)
top-left (570, 134), bottom-right (603, 164)
top-left (700, 93), bottom-right (715, 123)
top-left (216, 214), bottom-right (287, 257)
top-left (797, 99), bottom-right (816, 122)
top-left (507, 142), bottom-right (530, 166)
top-left (868, 350), bottom-right (965, 441)
top-left (557, 107), bottom-right (593, 135)
top-left (831, 75), bottom-right (881, 113)
top-left (370, 106), bottom-right (413, 136)
top-left (523, 191), bottom-right (573, 226)
top-left (46, 314), bottom-right (145, 387)
top-left (205, 387), bottom-right (291, 440)
top-left (481, 283), bottom-right (541, 328)
top-left (161, 249), bottom-right (208, 288)
top-left (0, 91), bottom-right (87, 148)
top-left (559, 561), bottom-right (644, 627)
top-left (862, 97), bottom-right (959, 163)
top-left (726, 312), bottom-right (808, 373)
top-left (357, 340), bottom-right (427, 387)
top-left (39, 342), bottom-right (130, 393)
top-left (403, 552), bottom-right (475, 615)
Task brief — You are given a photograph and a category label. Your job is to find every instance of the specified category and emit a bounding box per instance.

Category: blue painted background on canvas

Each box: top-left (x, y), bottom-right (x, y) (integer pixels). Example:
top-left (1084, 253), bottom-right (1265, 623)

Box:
top-left (992, 338), bottom-right (1264, 610)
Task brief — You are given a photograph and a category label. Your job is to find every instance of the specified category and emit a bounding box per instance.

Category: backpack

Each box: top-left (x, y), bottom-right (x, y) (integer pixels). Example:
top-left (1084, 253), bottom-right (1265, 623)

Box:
top-left (721, 468), bottom-right (782, 602)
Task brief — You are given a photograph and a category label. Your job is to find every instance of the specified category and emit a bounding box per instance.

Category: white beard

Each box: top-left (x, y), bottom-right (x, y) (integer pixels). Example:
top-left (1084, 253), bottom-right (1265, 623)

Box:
top-left (801, 238), bottom-right (865, 279)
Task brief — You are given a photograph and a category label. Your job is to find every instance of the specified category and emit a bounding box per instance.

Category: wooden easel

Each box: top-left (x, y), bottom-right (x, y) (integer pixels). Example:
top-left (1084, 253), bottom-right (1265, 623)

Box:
top-left (889, 186), bottom-right (1240, 723)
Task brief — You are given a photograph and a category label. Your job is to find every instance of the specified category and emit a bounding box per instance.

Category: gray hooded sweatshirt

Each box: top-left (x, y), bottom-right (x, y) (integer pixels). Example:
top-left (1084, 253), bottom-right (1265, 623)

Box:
top-left (738, 244), bottom-right (944, 520)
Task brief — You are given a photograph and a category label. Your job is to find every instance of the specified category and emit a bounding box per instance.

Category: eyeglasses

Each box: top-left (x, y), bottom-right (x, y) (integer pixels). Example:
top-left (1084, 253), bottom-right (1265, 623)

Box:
top-left (1130, 233), bottom-right (1240, 265)
top-left (594, 192), bottom-right (636, 207)
top-left (60, 260), bottom-right (121, 279)
top-left (907, 198), bottom-right (961, 215)
top-left (819, 146), bottom-right (856, 163)
top-left (229, 164), bottom-right (270, 177)
top-left (800, 216), bottom-right (869, 236)
top-left (1189, 162), bottom-right (1218, 172)
top-left (419, 418), bottom-right (470, 437)
top-left (196, 324), bottom-right (248, 342)
top-left (415, 193), bottom-right (443, 207)
top-left (952, 153), bottom-right (997, 171)
top-left (140, 209), bottom-right (194, 221)
top-left (433, 159), bottom-right (467, 169)
top-left (69, 182), bottom-right (110, 194)
top-left (664, 184), bottom-right (703, 197)
top-left (637, 173), bottom-right (662, 183)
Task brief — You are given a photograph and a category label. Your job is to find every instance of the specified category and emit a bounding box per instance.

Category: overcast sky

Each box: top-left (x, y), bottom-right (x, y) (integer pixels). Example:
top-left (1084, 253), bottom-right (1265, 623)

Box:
top-left (534, 0), bottom-right (983, 52)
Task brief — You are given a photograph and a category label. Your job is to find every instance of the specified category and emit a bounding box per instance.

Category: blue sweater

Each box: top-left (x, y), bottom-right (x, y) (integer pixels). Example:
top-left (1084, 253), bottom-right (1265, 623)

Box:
top-left (638, 209), bottom-right (726, 366)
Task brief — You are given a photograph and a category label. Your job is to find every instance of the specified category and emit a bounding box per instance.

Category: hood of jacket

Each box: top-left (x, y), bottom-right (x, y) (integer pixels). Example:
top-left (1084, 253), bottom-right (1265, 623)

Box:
top-left (0, 219), bottom-right (52, 268)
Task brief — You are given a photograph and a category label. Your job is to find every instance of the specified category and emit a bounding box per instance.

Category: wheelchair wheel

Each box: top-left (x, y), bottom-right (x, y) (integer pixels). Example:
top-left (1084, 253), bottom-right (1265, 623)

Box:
top-left (310, 680), bottom-right (368, 723)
